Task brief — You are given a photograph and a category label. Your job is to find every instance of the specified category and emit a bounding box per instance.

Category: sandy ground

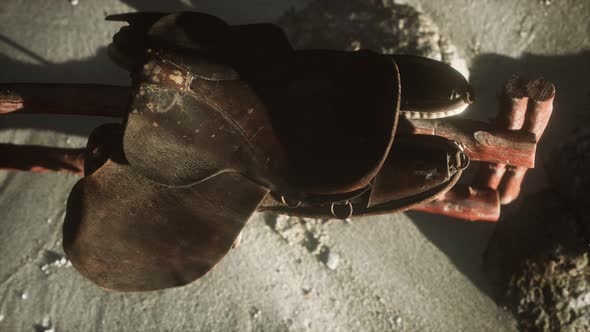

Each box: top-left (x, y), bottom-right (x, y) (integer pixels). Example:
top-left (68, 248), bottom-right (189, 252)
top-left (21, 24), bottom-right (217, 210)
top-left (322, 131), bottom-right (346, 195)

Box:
top-left (0, 0), bottom-right (588, 331)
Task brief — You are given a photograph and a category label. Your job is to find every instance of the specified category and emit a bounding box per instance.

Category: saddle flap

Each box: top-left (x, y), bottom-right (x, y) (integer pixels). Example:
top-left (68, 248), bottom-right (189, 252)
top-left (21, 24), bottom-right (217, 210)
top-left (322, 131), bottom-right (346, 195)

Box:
top-left (368, 136), bottom-right (454, 207)
top-left (63, 160), bottom-right (269, 292)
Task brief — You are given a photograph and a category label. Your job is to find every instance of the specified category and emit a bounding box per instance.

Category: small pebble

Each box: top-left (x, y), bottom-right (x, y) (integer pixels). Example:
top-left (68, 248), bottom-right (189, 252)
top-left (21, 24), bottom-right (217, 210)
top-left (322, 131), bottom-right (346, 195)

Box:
top-left (249, 307), bottom-right (261, 319)
top-left (350, 40), bottom-right (361, 51)
top-left (40, 254), bottom-right (71, 274)
top-left (323, 250), bottom-right (340, 270)
top-left (70, 0), bottom-right (79, 5)
top-left (21, 292), bottom-right (28, 300)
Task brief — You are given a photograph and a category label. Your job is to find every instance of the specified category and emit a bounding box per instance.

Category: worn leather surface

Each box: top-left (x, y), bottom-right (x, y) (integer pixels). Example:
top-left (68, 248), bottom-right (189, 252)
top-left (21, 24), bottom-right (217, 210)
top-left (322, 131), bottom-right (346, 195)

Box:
top-left (259, 135), bottom-right (466, 218)
top-left (64, 158), bottom-right (269, 291)
top-left (65, 124), bottom-right (269, 291)
top-left (123, 56), bottom-right (290, 193)
top-left (122, 32), bottom-right (400, 197)
top-left (368, 135), bottom-right (453, 207)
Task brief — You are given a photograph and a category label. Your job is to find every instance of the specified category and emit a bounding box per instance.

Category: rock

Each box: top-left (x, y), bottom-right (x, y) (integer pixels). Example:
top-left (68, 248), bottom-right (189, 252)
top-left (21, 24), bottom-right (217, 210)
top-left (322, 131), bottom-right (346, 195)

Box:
top-left (266, 215), bottom-right (337, 267)
top-left (34, 315), bottom-right (55, 332)
top-left (269, 215), bottom-right (307, 246)
top-left (508, 250), bottom-right (590, 331)
top-left (320, 248), bottom-right (340, 270)
top-left (39, 250), bottom-right (71, 275)
top-left (249, 307), bottom-right (261, 319)
top-left (485, 132), bottom-right (590, 331)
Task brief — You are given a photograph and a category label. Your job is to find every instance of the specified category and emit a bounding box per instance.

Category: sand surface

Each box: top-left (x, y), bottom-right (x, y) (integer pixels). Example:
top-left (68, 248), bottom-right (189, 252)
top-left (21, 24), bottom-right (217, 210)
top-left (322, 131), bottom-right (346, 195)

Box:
top-left (0, 0), bottom-right (588, 331)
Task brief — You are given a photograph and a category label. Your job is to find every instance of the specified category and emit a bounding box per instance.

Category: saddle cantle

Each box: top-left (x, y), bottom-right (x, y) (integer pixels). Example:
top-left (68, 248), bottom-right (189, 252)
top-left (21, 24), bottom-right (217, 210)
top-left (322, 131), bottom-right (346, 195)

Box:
top-left (63, 12), bottom-right (473, 291)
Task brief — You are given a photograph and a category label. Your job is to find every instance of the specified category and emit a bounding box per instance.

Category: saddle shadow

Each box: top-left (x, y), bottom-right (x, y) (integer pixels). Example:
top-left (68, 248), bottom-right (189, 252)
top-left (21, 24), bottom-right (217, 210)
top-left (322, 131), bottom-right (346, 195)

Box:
top-left (410, 50), bottom-right (590, 299)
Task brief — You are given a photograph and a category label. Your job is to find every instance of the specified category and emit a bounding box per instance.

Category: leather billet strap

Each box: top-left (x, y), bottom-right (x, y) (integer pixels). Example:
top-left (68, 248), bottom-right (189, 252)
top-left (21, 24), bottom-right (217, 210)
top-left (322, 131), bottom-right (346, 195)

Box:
top-left (258, 135), bottom-right (469, 219)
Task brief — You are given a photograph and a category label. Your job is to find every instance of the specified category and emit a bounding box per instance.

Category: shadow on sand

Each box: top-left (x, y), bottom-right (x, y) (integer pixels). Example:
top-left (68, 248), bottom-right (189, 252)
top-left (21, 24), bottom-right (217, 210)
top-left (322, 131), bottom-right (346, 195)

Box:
top-left (411, 51), bottom-right (590, 298)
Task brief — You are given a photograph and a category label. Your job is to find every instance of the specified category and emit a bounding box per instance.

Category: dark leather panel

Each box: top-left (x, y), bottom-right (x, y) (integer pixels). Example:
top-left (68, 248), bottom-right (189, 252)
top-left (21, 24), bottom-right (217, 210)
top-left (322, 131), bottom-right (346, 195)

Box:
top-left (259, 135), bottom-right (465, 218)
top-left (253, 50), bottom-right (400, 194)
top-left (63, 161), bottom-right (269, 292)
top-left (368, 136), bottom-right (452, 207)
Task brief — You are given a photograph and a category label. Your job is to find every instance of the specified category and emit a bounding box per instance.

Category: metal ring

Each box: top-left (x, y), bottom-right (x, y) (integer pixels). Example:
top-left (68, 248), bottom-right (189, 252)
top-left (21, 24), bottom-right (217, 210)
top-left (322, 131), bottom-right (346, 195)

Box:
top-left (456, 151), bottom-right (470, 171)
top-left (280, 195), bottom-right (301, 208)
top-left (330, 201), bottom-right (353, 219)
top-left (451, 141), bottom-right (470, 171)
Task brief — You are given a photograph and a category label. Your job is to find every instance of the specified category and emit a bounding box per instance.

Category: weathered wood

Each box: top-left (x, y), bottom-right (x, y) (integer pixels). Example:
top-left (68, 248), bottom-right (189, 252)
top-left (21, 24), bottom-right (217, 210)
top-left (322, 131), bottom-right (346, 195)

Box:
top-left (413, 185), bottom-right (500, 222)
top-left (402, 117), bottom-right (537, 168)
top-left (0, 83), bottom-right (129, 117)
top-left (523, 79), bottom-right (555, 138)
top-left (499, 84), bottom-right (554, 204)
top-left (497, 166), bottom-right (527, 205)
top-left (497, 76), bottom-right (530, 130)
top-left (0, 143), bottom-right (85, 175)
top-left (476, 76), bottom-right (529, 191)
top-left (475, 77), bottom-right (555, 204)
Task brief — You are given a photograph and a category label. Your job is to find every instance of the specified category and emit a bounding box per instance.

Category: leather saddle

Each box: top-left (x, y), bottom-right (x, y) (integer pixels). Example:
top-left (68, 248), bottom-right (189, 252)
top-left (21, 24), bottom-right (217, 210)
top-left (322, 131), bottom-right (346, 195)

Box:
top-left (63, 12), bottom-right (472, 291)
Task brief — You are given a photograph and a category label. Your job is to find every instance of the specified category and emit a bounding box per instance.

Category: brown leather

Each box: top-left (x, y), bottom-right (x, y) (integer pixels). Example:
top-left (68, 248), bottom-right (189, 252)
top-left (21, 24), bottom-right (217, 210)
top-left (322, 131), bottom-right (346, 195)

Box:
top-left (123, 52), bottom-right (291, 194)
top-left (64, 157), bottom-right (268, 292)
top-left (62, 12), bottom-right (475, 292)
top-left (369, 135), bottom-right (455, 207)
top-left (392, 55), bottom-right (473, 118)
top-left (259, 135), bottom-right (467, 219)
top-left (123, 49), bottom-right (400, 198)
